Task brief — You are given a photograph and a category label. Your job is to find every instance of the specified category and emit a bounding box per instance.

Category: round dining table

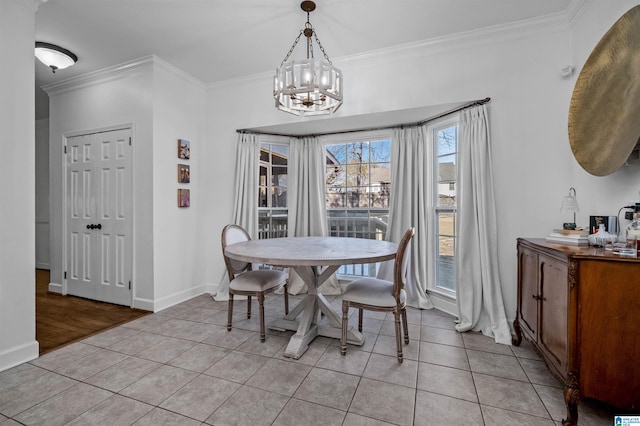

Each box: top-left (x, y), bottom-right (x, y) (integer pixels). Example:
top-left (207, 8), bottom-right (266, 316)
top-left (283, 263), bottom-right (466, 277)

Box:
top-left (224, 236), bottom-right (398, 359)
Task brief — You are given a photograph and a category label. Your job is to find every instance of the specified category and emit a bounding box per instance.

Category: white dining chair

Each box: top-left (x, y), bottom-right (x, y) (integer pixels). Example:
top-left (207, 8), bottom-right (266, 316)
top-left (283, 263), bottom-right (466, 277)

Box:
top-left (221, 224), bottom-right (289, 342)
top-left (341, 227), bottom-right (415, 362)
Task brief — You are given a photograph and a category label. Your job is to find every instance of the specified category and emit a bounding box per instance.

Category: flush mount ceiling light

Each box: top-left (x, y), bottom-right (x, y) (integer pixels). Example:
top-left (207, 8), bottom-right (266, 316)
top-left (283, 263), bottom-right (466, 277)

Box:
top-left (35, 42), bottom-right (78, 73)
top-left (273, 1), bottom-right (343, 116)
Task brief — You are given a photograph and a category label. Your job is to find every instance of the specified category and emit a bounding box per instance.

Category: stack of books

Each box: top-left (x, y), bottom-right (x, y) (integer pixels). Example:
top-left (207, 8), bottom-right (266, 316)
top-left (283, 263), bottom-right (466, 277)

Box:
top-left (545, 228), bottom-right (589, 246)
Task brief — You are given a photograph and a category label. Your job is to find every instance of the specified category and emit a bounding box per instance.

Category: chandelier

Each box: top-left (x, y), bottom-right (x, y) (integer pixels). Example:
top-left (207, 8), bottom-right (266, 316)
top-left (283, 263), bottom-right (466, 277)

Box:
top-left (273, 1), bottom-right (343, 116)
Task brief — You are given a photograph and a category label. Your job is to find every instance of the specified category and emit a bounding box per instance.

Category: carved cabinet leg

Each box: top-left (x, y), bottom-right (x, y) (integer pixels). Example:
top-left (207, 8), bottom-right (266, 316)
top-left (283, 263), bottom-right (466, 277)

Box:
top-left (512, 316), bottom-right (522, 346)
top-left (562, 373), bottom-right (579, 426)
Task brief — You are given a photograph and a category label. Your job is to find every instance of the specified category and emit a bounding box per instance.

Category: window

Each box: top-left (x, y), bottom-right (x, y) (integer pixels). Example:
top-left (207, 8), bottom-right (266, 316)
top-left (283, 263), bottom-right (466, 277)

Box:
top-left (324, 135), bottom-right (392, 277)
top-left (433, 121), bottom-right (458, 293)
top-left (258, 142), bottom-right (288, 239)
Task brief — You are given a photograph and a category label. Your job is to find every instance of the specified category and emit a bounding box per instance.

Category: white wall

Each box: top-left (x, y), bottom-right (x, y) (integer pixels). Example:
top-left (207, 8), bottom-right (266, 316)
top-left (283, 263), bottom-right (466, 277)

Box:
top-left (36, 118), bottom-right (50, 269)
top-left (204, 3), bottom-right (640, 324)
top-left (151, 60), bottom-right (208, 309)
top-left (47, 59), bottom-right (156, 307)
top-left (31, 0), bottom-right (640, 354)
top-left (0, 0), bottom-right (39, 371)
top-left (46, 57), bottom-right (209, 311)
top-left (567, 1), bottom-right (640, 222)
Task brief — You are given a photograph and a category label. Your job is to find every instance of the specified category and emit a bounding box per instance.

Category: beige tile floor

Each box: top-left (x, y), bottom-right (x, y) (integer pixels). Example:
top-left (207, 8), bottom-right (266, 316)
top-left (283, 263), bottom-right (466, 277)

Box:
top-left (0, 293), bottom-right (618, 425)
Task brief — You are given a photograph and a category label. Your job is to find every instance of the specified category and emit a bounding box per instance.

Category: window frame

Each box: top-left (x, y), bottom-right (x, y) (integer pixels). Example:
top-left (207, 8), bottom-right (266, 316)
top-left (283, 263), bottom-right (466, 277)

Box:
top-left (321, 130), bottom-right (393, 279)
top-left (254, 123), bottom-right (463, 294)
top-left (428, 116), bottom-right (459, 299)
top-left (258, 136), bottom-right (290, 240)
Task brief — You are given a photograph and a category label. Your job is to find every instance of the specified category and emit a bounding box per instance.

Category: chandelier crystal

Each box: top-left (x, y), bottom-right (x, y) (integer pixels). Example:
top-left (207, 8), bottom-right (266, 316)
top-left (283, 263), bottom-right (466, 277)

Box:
top-left (273, 1), bottom-right (343, 116)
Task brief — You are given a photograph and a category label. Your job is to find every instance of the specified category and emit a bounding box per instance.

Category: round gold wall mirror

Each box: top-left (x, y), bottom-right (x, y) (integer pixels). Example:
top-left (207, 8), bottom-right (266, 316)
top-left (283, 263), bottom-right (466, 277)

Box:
top-left (568, 5), bottom-right (640, 176)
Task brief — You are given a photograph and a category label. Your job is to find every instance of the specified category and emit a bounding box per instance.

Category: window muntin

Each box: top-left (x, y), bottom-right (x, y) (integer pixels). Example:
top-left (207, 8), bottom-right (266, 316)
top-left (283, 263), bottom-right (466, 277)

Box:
top-left (258, 143), bottom-right (288, 239)
top-left (325, 140), bottom-right (391, 210)
top-left (325, 138), bottom-right (391, 277)
top-left (434, 124), bottom-right (458, 293)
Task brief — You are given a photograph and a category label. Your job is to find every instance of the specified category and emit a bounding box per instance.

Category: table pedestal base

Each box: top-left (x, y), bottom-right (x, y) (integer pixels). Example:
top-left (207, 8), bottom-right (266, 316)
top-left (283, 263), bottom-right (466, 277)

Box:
top-left (267, 265), bottom-right (364, 359)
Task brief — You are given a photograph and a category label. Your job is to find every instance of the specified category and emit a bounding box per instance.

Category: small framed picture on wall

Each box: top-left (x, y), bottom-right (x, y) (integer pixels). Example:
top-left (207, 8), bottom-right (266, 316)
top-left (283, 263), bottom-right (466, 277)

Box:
top-left (178, 139), bottom-right (190, 160)
top-left (178, 164), bottom-right (190, 183)
top-left (178, 189), bottom-right (190, 208)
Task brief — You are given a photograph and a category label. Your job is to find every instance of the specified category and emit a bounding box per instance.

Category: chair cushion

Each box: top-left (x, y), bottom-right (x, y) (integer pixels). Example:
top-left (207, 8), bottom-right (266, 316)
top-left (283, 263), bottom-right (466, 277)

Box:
top-left (342, 277), bottom-right (406, 307)
top-left (229, 270), bottom-right (287, 292)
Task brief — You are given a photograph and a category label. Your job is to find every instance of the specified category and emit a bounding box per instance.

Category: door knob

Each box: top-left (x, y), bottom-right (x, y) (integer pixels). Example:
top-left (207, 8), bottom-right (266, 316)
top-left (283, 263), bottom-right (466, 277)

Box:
top-left (86, 224), bottom-right (92, 229)
top-left (96, 224), bottom-right (102, 230)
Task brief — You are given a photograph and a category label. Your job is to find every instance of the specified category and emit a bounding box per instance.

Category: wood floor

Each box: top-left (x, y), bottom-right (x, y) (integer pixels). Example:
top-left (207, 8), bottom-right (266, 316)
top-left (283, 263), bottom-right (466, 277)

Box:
top-left (36, 269), bottom-right (150, 355)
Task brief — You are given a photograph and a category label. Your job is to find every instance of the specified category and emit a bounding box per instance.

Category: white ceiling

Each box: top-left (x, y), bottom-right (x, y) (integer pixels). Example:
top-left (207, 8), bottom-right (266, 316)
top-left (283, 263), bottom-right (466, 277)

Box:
top-left (35, 0), bottom-right (573, 120)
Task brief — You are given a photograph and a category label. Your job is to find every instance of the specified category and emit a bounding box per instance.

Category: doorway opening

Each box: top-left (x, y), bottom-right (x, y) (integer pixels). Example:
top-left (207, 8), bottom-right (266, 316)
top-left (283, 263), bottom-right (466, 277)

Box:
top-left (36, 269), bottom-right (148, 355)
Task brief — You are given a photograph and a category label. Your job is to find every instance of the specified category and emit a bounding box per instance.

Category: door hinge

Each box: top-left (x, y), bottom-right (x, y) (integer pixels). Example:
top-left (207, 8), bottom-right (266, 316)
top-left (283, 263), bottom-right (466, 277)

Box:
top-left (64, 271), bottom-right (67, 279)
top-left (64, 145), bottom-right (67, 154)
top-left (129, 280), bottom-right (132, 290)
top-left (129, 137), bottom-right (132, 146)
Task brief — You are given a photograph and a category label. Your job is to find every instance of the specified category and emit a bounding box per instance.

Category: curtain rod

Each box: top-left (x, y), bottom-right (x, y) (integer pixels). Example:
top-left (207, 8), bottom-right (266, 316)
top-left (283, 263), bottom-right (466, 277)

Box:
top-left (236, 97), bottom-right (490, 138)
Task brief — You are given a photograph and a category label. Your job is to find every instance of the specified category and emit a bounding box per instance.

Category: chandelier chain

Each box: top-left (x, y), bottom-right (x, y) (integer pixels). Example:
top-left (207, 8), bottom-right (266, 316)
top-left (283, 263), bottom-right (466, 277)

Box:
top-left (280, 30), bottom-right (304, 68)
top-left (313, 31), bottom-right (332, 65)
top-left (278, 27), bottom-right (333, 67)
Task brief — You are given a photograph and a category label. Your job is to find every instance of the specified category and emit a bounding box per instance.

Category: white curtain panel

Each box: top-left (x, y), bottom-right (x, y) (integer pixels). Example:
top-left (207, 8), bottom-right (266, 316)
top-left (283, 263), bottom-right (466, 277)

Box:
top-left (377, 126), bottom-right (433, 309)
top-left (214, 132), bottom-right (260, 301)
top-left (287, 136), bottom-right (341, 295)
top-left (455, 105), bottom-right (511, 345)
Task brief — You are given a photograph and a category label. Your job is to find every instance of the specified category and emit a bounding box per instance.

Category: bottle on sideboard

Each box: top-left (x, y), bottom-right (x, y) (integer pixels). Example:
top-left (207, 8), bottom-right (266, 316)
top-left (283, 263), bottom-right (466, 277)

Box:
top-left (625, 211), bottom-right (640, 253)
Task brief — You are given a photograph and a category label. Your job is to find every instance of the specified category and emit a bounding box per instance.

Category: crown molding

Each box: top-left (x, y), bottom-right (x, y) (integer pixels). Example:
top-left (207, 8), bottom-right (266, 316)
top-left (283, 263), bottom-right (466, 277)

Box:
top-left (343, 9), bottom-right (572, 69)
top-left (42, 55), bottom-right (205, 97)
top-left (565, 0), bottom-right (590, 26)
top-left (207, 5), bottom-right (577, 92)
top-left (42, 56), bottom-right (155, 96)
top-left (152, 56), bottom-right (206, 90)
top-left (14, 0), bottom-right (46, 12)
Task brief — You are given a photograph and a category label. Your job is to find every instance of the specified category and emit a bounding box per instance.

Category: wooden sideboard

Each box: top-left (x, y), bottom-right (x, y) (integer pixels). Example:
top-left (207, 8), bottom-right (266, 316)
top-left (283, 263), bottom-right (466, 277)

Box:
top-left (513, 238), bottom-right (640, 425)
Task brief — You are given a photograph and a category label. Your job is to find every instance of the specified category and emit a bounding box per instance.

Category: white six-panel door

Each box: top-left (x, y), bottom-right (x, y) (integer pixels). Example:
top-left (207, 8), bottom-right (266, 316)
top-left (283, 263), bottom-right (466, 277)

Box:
top-left (66, 128), bottom-right (132, 306)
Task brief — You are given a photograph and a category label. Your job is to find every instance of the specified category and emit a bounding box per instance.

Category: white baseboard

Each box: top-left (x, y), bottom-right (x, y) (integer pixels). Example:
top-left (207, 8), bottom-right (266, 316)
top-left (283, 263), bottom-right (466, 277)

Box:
top-left (36, 262), bottom-right (50, 270)
top-left (427, 291), bottom-right (458, 317)
top-left (43, 282), bottom-right (222, 312)
top-left (0, 341), bottom-right (39, 373)
top-left (206, 282), bottom-right (220, 297)
top-left (134, 282), bottom-right (221, 313)
top-left (48, 282), bottom-right (63, 294)
top-left (131, 297), bottom-right (155, 312)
